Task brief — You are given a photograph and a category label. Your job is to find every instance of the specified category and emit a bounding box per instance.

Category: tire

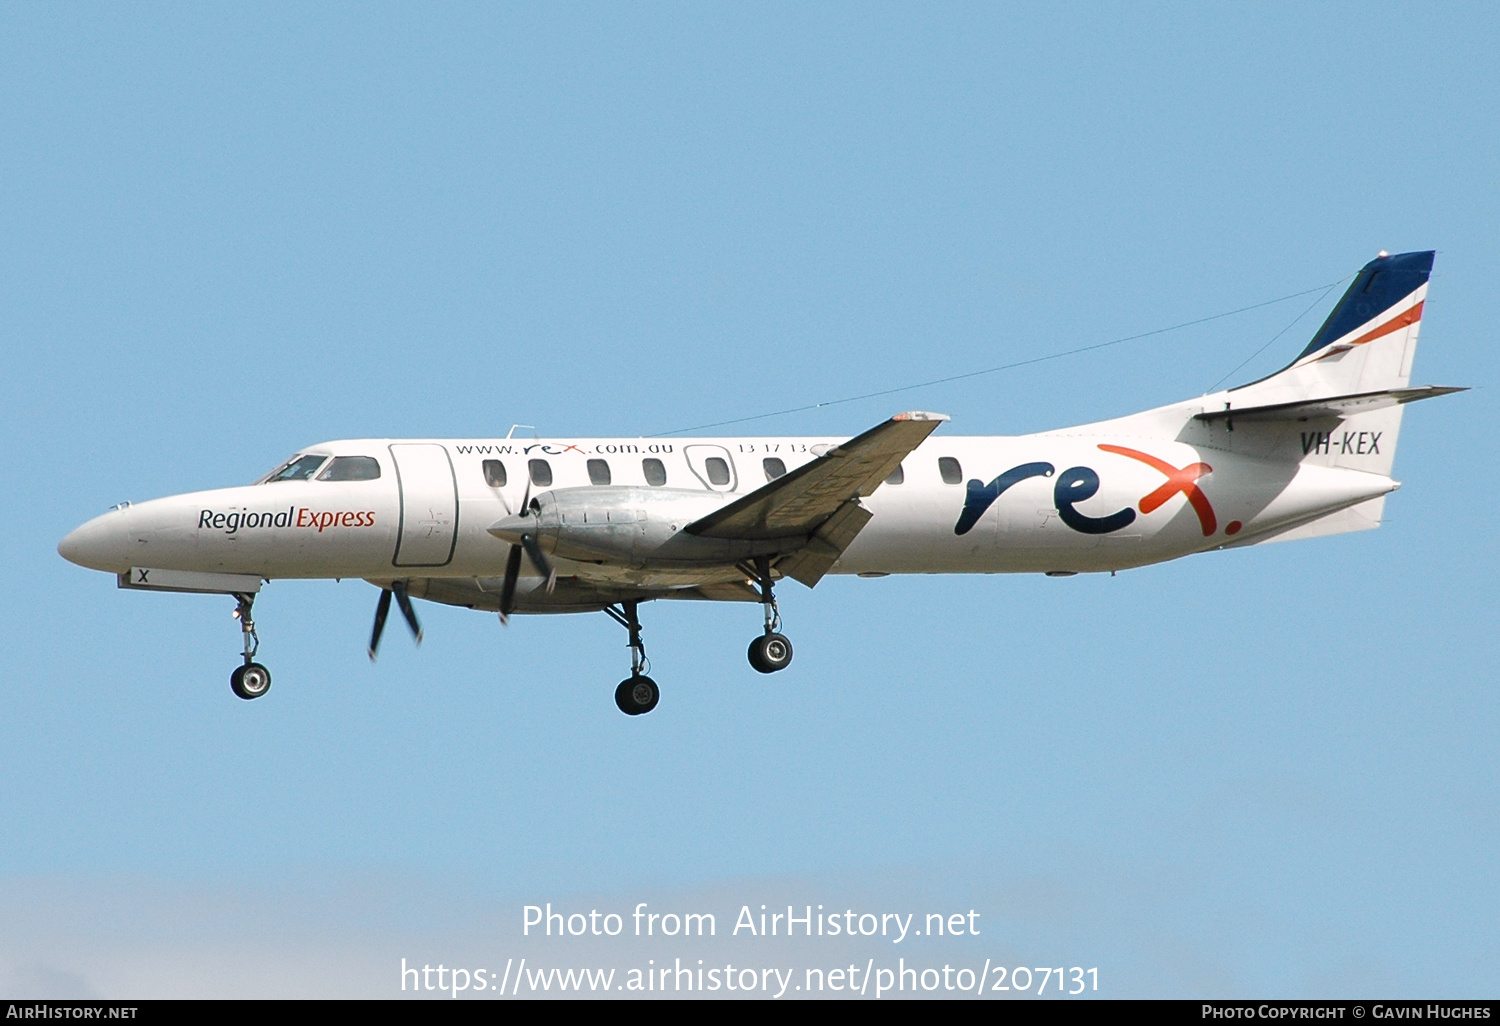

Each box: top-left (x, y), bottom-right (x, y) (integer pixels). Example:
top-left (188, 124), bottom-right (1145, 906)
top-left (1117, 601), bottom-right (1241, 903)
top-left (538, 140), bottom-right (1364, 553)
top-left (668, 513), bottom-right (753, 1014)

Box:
top-left (232, 662), bottom-right (272, 700)
top-left (747, 636), bottom-right (769, 673)
top-left (614, 675), bottom-right (659, 716)
top-left (748, 633), bottom-right (793, 674)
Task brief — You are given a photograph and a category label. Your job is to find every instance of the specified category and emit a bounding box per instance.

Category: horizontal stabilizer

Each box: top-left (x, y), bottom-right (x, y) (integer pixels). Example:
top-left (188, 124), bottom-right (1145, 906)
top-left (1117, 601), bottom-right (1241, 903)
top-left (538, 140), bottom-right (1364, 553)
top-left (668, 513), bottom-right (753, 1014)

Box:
top-left (1194, 385), bottom-right (1467, 424)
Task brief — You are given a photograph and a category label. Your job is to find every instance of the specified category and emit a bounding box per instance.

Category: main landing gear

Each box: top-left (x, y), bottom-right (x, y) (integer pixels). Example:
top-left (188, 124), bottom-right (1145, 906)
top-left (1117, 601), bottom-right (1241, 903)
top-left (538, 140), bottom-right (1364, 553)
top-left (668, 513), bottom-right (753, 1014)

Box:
top-left (602, 566), bottom-right (793, 716)
top-left (605, 600), bottom-right (658, 716)
top-left (229, 592), bottom-right (272, 700)
top-left (746, 556), bottom-right (793, 675)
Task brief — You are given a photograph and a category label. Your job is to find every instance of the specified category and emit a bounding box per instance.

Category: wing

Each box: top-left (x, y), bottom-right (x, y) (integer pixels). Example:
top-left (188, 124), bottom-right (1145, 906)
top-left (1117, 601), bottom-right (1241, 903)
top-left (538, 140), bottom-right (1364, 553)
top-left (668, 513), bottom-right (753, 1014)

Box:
top-left (686, 411), bottom-right (948, 540)
top-left (685, 411), bottom-right (948, 586)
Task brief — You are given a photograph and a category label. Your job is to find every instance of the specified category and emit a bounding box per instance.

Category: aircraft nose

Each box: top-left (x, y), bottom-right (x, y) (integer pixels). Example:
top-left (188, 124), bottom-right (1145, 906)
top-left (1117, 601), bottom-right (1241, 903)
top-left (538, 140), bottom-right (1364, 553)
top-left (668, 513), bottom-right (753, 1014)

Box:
top-left (58, 508), bottom-right (133, 572)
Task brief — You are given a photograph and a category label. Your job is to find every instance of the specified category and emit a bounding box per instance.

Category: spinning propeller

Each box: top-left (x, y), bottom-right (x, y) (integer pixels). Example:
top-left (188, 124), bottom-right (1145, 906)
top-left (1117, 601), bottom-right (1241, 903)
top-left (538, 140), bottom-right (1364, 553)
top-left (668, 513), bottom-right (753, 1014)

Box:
top-left (368, 579), bottom-right (422, 660)
top-left (369, 475), bottom-right (559, 657)
top-left (491, 476), bottom-right (556, 623)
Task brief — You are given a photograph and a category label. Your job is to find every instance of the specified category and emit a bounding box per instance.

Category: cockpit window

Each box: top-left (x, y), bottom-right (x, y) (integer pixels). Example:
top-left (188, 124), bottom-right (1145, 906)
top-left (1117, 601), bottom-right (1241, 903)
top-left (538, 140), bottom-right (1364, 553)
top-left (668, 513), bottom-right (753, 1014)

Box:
top-left (263, 454), bottom-right (329, 482)
top-left (317, 456), bottom-right (382, 481)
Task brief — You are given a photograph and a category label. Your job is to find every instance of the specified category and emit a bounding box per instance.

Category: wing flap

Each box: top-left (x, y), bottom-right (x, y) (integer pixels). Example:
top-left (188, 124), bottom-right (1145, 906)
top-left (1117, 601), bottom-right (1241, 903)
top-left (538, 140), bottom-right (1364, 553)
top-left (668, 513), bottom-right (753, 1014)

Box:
top-left (686, 411), bottom-right (948, 540)
top-left (774, 500), bottom-right (874, 588)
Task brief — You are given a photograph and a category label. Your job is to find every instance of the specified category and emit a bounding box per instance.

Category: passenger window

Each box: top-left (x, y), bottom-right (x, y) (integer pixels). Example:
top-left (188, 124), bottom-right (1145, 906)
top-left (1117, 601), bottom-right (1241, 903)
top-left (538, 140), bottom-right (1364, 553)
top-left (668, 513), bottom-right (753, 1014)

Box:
top-left (482, 459), bottom-right (507, 488)
top-left (642, 458), bottom-right (667, 487)
top-left (529, 459), bottom-right (553, 487)
top-left (705, 457), bottom-right (731, 486)
top-left (587, 459), bottom-right (612, 486)
top-left (763, 457), bottom-right (787, 481)
top-left (317, 456), bottom-right (381, 481)
top-left (938, 457), bottom-right (963, 485)
top-left (265, 454), bottom-right (329, 482)
top-left (885, 463), bottom-right (905, 485)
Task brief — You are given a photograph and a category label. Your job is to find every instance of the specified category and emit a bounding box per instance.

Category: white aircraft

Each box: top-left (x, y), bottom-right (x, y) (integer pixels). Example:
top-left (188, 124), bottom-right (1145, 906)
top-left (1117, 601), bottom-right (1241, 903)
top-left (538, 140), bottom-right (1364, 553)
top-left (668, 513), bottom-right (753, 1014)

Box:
top-left (60, 250), bottom-right (1462, 715)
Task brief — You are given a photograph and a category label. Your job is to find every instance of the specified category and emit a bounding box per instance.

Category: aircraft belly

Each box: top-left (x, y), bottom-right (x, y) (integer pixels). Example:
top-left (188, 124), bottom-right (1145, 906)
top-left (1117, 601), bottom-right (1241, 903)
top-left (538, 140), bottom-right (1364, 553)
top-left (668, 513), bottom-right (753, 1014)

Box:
top-left (557, 561), bottom-right (751, 590)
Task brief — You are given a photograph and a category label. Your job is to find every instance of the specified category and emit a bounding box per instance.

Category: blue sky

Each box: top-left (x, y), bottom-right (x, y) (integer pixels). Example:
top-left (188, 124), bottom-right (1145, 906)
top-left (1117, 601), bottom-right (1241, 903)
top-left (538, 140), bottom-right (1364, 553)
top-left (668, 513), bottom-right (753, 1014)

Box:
top-left (2, 3), bottom-right (1497, 998)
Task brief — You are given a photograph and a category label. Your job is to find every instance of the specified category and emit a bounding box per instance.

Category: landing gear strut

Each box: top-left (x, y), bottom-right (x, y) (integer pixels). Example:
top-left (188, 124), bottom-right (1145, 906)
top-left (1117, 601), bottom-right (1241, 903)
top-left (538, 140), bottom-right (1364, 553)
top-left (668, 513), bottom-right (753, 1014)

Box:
top-left (229, 592), bottom-right (272, 700)
top-left (605, 600), bottom-right (658, 716)
top-left (747, 556), bottom-right (793, 674)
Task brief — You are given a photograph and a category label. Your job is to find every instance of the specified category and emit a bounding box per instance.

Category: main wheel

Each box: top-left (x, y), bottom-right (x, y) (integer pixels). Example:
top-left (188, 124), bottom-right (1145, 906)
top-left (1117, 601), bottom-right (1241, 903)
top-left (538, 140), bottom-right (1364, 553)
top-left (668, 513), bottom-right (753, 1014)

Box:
top-left (748, 633), bottom-right (793, 674)
top-left (231, 662), bottom-right (272, 700)
top-left (614, 675), bottom-right (660, 716)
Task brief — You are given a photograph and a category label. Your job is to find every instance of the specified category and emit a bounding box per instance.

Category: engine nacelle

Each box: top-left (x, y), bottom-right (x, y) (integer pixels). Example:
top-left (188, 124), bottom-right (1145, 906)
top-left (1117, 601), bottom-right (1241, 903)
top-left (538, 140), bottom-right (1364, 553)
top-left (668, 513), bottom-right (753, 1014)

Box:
top-left (490, 487), bottom-right (789, 567)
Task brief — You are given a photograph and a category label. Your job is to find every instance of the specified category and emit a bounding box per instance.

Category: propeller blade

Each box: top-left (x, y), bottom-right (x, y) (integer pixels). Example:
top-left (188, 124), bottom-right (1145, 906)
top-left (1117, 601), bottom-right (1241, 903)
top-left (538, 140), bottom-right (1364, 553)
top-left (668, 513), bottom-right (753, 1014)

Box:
top-left (520, 533), bottom-right (556, 593)
top-left (498, 469), bottom-right (532, 518)
top-left (368, 588), bottom-right (393, 661)
top-left (392, 581), bottom-right (423, 644)
top-left (499, 544), bottom-right (523, 622)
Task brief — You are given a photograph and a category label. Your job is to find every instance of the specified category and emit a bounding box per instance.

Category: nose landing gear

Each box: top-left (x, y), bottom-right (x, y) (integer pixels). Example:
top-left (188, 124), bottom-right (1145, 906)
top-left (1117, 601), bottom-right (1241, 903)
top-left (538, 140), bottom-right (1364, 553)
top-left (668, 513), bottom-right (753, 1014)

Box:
top-left (606, 599), bottom-right (658, 715)
top-left (229, 592), bottom-right (271, 700)
top-left (747, 556), bottom-right (793, 674)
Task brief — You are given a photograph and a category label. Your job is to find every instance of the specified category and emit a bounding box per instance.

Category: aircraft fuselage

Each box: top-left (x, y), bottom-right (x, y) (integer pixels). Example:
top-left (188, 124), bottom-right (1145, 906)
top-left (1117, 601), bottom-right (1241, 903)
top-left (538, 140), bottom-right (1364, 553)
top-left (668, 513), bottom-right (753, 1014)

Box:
top-left (60, 428), bottom-right (1396, 589)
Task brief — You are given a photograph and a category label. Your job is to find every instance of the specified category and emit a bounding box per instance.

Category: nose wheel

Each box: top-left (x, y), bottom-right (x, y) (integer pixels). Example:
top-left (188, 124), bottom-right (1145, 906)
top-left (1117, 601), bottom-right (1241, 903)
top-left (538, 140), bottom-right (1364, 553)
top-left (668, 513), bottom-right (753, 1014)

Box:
top-left (747, 556), bottom-right (794, 674)
top-left (605, 599), bottom-right (659, 716)
top-left (230, 592), bottom-right (271, 700)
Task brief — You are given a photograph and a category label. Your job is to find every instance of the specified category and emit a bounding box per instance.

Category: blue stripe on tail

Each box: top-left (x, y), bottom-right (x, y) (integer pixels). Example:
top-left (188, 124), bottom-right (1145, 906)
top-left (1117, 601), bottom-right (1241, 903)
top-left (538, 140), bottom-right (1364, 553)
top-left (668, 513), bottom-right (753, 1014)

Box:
top-left (1296, 250), bottom-right (1434, 360)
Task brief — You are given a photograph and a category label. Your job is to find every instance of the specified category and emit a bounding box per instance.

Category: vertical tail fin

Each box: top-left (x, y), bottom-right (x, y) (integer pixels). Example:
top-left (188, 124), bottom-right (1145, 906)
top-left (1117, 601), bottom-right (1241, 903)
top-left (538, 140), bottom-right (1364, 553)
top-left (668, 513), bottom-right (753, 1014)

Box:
top-left (1233, 250), bottom-right (1433, 405)
top-left (1295, 250), bottom-right (1432, 365)
top-left (1225, 250), bottom-right (1435, 479)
